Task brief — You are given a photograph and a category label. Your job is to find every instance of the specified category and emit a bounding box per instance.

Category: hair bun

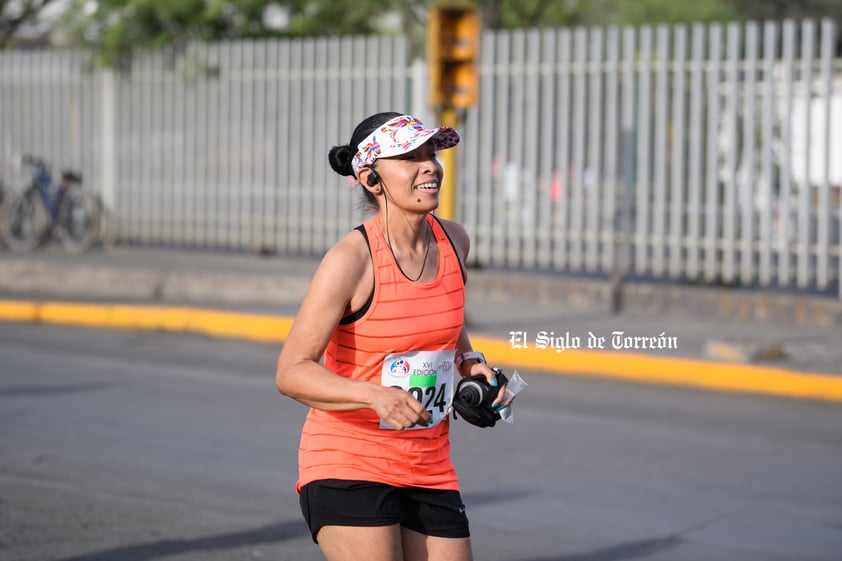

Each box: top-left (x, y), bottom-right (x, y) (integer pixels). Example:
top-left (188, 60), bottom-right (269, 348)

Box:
top-left (328, 144), bottom-right (354, 177)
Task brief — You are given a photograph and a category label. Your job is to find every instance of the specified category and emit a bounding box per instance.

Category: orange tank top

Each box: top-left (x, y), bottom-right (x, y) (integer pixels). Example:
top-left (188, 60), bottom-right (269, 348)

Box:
top-left (297, 214), bottom-right (465, 491)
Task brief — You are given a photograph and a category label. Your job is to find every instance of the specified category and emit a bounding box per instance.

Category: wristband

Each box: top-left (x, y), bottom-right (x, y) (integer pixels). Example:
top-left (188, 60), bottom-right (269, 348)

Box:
top-left (455, 351), bottom-right (486, 370)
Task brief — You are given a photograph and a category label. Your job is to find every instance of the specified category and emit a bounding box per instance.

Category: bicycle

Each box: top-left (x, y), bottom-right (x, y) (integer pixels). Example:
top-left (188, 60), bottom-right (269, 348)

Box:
top-left (0, 155), bottom-right (102, 253)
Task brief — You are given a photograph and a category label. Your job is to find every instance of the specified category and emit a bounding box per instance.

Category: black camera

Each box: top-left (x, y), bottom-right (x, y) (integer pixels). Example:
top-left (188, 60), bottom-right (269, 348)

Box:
top-left (453, 367), bottom-right (508, 428)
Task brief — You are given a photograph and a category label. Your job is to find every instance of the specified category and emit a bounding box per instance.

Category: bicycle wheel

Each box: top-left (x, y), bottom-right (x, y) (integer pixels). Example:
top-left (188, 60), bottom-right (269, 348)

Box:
top-left (54, 186), bottom-right (102, 253)
top-left (0, 189), bottom-right (51, 252)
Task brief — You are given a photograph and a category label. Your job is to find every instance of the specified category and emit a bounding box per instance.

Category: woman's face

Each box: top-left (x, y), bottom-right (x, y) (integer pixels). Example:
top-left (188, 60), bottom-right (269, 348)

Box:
top-left (373, 141), bottom-right (444, 212)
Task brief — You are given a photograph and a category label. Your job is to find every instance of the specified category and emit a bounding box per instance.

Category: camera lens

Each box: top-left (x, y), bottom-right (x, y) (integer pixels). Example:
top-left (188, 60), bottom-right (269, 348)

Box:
top-left (457, 380), bottom-right (486, 406)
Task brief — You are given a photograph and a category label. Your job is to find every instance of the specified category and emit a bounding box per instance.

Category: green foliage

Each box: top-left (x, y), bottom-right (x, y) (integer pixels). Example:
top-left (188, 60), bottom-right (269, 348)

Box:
top-left (479, 0), bottom-right (588, 29)
top-left (281, 0), bottom-right (399, 36)
top-left (609, 0), bottom-right (741, 26)
top-left (64, 0), bottom-right (274, 64)
top-left (478, 0), bottom-right (741, 29)
top-left (62, 0), bottom-right (423, 64)
top-left (7, 0), bottom-right (841, 64)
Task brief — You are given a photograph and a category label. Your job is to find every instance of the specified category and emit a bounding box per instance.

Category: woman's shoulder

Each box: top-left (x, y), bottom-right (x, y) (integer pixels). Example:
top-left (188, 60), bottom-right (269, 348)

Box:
top-left (302, 227), bottom-right (372, 303)
top-left (320, 226), bottom-right (371, 274)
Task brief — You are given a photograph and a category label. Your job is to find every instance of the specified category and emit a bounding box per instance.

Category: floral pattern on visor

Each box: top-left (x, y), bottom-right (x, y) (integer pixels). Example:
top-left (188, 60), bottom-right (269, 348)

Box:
top-left (351, 115), bottom-right (460, 178)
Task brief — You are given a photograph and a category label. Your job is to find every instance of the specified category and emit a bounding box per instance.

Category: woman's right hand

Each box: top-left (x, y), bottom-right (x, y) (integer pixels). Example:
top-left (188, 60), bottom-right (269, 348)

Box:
top-left (371, 385), bottom-right (431, 430)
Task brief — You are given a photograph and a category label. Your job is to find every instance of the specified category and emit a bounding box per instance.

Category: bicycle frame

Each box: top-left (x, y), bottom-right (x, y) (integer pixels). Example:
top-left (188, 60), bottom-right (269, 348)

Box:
top-left (27, 159), bottom-right (76, 224)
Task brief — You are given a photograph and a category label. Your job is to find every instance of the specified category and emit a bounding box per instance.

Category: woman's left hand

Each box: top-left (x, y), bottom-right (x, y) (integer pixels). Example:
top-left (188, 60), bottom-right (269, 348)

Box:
top-left (461, 360), bottom-right (514, 410)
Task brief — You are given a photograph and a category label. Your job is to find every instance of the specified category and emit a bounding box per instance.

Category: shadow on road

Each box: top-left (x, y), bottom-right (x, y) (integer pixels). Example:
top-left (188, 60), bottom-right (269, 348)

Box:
top-left (51, 519), bottom-right (308, 561)
top-left (518, 533), bottom-right (683, 561)
top-left (517, 516), bottom-right (722, 561)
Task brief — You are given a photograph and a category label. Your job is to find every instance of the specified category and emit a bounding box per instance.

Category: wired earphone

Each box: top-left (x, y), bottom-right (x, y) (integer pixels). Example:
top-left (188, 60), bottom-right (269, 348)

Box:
top-left (366, 169), bottom-right (381, 187)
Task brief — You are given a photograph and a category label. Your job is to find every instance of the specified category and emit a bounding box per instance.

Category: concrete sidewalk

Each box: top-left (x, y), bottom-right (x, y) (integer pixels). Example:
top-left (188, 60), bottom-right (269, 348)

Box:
top-left (1, 246), bottom-right (841, 403)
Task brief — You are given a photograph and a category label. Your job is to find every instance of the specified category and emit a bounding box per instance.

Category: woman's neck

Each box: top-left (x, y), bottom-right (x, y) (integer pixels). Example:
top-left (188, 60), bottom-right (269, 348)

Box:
top-left (378, 211), bottom-right (430, 253)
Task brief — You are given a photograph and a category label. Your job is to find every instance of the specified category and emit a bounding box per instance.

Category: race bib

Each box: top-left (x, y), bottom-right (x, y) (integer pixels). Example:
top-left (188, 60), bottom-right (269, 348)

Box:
top-left (380, 350), bottom-right (455, 430)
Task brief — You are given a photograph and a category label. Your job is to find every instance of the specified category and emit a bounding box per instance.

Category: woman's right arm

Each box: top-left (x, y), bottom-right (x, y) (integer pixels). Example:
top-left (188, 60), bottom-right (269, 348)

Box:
top-left (275, 234), bottom-right (430, 429)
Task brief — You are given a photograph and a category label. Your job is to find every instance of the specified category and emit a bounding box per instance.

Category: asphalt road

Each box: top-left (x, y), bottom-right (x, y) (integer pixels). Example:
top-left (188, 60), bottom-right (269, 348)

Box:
top-left (1, 323), bottom-right (841, 561)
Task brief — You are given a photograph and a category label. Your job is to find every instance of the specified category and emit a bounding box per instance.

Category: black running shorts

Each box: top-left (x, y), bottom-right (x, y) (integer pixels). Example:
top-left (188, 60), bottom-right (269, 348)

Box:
top-left (299, 479), bottom-right (470, 543)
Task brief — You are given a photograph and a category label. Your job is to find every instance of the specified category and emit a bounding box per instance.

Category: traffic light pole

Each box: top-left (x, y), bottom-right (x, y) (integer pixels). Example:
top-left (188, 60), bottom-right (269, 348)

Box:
top-left (437, 105), bottom-right (459, 221)
top-left (428, 3), bottom-right (479, 221)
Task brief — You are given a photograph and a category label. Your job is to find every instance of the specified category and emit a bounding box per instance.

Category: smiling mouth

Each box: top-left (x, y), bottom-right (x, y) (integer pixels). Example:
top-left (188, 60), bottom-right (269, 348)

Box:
top-left (414, 182), bottom-right (439, 192)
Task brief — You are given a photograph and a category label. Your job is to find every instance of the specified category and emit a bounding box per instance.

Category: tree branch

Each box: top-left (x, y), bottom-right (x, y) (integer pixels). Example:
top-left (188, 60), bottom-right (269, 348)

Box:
top-left (0, 0), bottom-right (57, 47)
top-left (524, 0), bottom-right (555, 27)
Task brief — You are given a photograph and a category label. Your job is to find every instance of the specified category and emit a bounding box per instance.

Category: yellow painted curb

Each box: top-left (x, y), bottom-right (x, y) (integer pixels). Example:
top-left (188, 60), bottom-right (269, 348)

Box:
top-left (0, 300), bottom-right (293, 344)
top-left (471, 335), bottom-right (842, 403)
top-left (1, 299), bottom-right (841, 404)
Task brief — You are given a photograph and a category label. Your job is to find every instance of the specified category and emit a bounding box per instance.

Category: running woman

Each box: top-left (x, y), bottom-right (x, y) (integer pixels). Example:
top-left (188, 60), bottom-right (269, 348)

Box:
top-left (276, 112), bottom-right (509, 561)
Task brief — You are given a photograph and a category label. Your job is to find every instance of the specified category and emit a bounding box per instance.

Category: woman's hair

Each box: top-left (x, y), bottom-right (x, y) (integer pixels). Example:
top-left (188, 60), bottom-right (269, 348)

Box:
top-left (328, 111), bottom-right (402, 210)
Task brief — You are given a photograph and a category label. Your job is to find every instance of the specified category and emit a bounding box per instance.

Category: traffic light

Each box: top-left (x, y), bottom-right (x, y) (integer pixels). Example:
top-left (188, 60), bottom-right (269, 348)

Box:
top-left (428, 4), bottom-right (481, 109)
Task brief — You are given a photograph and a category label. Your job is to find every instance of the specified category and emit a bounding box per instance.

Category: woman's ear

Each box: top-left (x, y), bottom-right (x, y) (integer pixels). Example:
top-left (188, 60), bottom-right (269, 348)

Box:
top-left (360, 168), bottom-right (381, 193)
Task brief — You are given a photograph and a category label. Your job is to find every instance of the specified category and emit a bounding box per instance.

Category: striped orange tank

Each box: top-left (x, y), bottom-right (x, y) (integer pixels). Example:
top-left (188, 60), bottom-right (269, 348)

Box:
top-left (297, 213), bottom-right (465, 492)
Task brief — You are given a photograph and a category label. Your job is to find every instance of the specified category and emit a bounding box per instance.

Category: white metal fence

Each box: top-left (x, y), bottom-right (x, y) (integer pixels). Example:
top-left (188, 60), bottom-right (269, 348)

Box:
top-left (1, 20), bottom-right (840, 298)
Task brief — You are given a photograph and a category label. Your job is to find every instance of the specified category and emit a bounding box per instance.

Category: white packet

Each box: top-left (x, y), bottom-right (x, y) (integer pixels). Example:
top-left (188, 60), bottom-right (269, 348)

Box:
top-left (499, 370), bottom-right (527, 423)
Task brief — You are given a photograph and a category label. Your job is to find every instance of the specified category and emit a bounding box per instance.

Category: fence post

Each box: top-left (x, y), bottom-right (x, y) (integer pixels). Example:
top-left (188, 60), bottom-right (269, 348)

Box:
top-left (99, 67), bottom-right (117, 229)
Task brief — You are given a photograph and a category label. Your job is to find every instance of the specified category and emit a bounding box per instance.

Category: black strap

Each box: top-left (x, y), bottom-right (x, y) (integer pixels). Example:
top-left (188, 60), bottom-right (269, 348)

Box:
top-left (339, 225), bottom-right (374, 325)
top-left (430, 214), bottom-right (467, 285)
